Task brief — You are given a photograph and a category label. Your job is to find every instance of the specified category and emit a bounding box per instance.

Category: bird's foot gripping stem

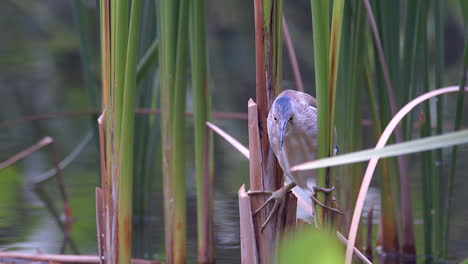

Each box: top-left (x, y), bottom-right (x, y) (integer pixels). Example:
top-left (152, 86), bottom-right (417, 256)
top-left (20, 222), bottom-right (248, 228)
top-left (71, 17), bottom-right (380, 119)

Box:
top-left (311, 185), bottom-right (345, 215)
top-left (248, 182), bottom-right (296, 232)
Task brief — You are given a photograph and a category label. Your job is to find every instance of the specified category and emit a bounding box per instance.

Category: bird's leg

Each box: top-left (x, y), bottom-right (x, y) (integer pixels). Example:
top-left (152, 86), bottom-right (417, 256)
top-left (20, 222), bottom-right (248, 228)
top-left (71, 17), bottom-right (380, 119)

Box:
top-left (312, 185), bottom-right (345, 215)
top-left (248, 181), bottom-right (297, 231)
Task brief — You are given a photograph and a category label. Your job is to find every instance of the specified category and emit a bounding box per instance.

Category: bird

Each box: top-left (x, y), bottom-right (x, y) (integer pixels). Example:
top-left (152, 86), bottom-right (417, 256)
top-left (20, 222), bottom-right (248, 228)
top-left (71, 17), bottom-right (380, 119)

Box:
top-left (249, 89), bottom-right (343, 230)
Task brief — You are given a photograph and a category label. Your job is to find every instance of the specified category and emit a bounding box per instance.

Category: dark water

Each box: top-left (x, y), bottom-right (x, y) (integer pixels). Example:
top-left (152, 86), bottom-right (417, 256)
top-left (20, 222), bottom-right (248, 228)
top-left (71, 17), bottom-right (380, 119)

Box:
top-left (1, 0), bottom-right (468, 263)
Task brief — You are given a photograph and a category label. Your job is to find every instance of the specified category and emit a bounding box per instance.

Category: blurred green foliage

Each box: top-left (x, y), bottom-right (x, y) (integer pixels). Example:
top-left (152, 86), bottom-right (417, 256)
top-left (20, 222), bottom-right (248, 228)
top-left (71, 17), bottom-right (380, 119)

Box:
top-left (278, 227), bottom-right (344, 264)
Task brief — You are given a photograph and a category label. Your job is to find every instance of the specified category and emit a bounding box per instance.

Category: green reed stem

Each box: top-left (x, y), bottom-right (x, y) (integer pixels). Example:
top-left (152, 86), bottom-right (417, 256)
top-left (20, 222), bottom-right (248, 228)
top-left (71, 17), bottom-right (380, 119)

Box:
top-left (311, 0), bottom-right (330, 228)
top-left (158, 0), bottom-right (179, 262)
top-left (190, 0), bottom-right (214, 262)
top-left (117, 0), bottom-right (143, 263)
top-left (443, 32), bottom-right (468, 258)
top-left (137, 39), bottom-right (159, 84)
top-left (171, 0), bottom-right (189, 262)
top-left (433, 0), bottom-right (445, 257)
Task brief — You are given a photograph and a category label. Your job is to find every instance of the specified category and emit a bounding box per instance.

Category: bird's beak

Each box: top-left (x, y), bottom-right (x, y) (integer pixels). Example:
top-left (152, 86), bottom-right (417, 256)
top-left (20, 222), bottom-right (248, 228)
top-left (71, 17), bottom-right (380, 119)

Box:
top-left (279, 121), bottom-right (287, 151)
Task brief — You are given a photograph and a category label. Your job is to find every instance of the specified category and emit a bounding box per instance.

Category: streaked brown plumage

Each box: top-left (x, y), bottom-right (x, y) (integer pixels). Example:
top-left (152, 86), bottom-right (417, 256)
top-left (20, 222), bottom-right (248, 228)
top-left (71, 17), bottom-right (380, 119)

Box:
top-left (251, 90), bottom-right (342, 230)
top-left (267, 89), bottom-right (318, 190)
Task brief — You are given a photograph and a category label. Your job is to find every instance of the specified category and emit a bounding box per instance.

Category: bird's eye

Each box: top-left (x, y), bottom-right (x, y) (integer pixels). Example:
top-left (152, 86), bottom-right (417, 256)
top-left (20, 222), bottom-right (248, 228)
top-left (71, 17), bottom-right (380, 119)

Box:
top-left (274, 117), bottom-right (277, 121)
top-left (289, 117), bottom-right (293, 121)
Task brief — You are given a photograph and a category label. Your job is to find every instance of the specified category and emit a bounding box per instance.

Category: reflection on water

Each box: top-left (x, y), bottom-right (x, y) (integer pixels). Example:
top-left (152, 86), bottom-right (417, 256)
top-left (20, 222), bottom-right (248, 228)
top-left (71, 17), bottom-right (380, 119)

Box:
top-left (1, 0), bottom-right (468, 263)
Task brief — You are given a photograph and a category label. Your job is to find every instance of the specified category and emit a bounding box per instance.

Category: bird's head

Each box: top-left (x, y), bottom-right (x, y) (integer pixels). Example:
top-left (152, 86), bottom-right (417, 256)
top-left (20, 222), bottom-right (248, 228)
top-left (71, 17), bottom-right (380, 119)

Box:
top-left (271, 96), bottom-right (295, 151)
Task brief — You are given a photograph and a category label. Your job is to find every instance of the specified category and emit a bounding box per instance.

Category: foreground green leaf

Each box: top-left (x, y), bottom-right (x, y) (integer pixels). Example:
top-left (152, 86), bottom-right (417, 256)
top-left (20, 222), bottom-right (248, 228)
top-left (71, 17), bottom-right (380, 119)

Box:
top-left (279, 227), bottom-right (343, 264)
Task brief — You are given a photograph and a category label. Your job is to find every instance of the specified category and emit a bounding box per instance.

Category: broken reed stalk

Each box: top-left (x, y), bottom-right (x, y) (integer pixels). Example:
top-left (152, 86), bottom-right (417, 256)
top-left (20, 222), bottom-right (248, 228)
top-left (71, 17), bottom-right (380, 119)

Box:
top-left (96, 188), bottom-right (105, 264)
top-left (239, 184), bottom-right (259, 264)
top-left (282, 192), bottom-right (297, 235)
top-left (247, 99), bottom-right (273, 264)
top-left (97, 113), bottom-right (106, 264)
top-left (99, 0), bottom-right (118, 262)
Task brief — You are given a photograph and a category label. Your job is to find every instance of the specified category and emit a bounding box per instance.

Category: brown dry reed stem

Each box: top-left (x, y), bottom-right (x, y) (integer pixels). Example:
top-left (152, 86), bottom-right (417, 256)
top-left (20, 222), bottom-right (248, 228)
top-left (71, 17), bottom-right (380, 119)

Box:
top-left (247, 99), bottom-right (272, 264)
top-left (95, 188), bottom-right (105, 264)
top-left (0, 252), bottom-right (161, 264)
top-left (362, 0), bottom-right (415, 254)
top-left (282, 15), bottom-right (304, 92)
top-left (253, 0), bottom-right (284, 260)
top-left (97, 113), bottom-right (107, 264)
top-left (239, 184), bottom-right (259, 264)
top-left (206, 122), bottom-right (249, 158)
top-left (50, 141), bottom-right (73, 250)
top-left (0, 137), bottom-right (52, 169)
top-left (100, 0), bottom-right (110, 109)
top-left (0, 109), bottom-right (248, 129)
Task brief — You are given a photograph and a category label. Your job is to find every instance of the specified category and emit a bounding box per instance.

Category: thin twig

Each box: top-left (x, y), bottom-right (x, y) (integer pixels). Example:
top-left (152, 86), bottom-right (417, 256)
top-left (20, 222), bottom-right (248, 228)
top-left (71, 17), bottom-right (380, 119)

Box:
top-left (0, 136), bottom-right (74, 254)
top-left (0, 109), bottom-right (248, 129)
top-left (50, 141), bottom-right (73, 253)
top-left (0, 137), bottom-right (53, 169)
top-left (33, 131), bottom-right (93, 185)
top-left (282, 15), bottom-right (304, 92)
top-left (206, 121), bottom-right (249, 159)
top-left (0, 252), bottom-right (161, 264)
top-left (4, 109), bottom-right (454, 131)
top-left (337, 231), bottom-right (373, 264)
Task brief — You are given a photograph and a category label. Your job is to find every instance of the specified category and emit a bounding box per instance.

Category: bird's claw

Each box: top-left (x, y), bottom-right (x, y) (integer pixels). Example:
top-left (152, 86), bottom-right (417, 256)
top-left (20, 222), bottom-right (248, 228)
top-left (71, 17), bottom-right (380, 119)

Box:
top-left (248, 187), bottom-right (289, 232)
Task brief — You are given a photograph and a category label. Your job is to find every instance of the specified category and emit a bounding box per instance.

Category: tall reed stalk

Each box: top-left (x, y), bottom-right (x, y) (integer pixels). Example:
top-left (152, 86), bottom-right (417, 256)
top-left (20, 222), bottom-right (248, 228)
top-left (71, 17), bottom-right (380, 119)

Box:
top-left (336, 0), bottom-right (365, 241)
top-left (99, 0), bottom-right (143, 262)
top-left (117, 1), bottom-right (143, 262)
top-left (190, 0), bottom-right (214, 262)
top-left (432, 0), bottom-right (445, 257)
top-left (310, 0), bottom-right (344, 228)
top-left (158, 0), bottom-right (189, 262)
top-left (443, 31), bottom-right (468, 258)
top-left (251, 0), bottom-right (283, 262)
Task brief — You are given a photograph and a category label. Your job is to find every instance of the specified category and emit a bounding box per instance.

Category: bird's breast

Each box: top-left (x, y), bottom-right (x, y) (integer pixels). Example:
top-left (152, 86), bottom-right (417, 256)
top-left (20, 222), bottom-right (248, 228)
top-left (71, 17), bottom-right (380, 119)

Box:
top-left (278, 131), bottom-right (317, 190)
